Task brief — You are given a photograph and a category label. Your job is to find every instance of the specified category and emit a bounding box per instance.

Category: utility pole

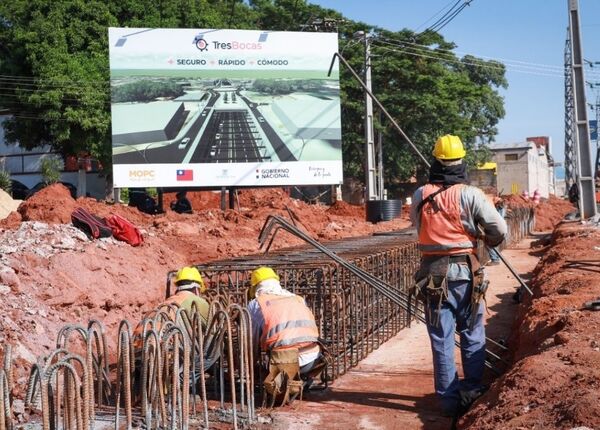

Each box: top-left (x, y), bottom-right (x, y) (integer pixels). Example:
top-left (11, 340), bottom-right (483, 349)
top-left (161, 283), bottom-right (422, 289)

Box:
top-left (568, 0), bottom-right (597, 219)
top-left (564, 29), bottom-right (577, 194)
top-left (358, 31), bottom-right (383, 201)
top-left (593, 91), bottom-right (600, 179)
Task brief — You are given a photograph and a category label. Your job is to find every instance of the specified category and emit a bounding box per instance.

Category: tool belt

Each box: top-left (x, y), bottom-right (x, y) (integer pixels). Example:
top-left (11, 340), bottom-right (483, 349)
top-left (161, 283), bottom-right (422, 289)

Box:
top-left (262, 341), bottom-right (332, 408)
top-left (262, 347), bottom-right (303, 408)
top-left (410, 253), bottom-right (486, 328)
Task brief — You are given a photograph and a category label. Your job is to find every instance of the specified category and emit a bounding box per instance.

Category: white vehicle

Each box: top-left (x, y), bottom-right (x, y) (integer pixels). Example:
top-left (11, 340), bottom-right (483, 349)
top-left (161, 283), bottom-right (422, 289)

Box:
top-left (178, 137), bottom-right (191, 149)
top-left (210, 148), bottom-right (216, 157)
top-left (258, 117), bottom-right (265, 123)
top-left (215, 133), bottom-right (221, 140)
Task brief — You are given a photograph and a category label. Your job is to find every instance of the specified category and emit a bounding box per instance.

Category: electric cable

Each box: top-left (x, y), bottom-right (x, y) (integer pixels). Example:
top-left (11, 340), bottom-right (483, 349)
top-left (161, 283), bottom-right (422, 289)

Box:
top-left (421, 0), bottom-right (463, 33)
top-left (415, 0), bottom-right (462, 32)
top-left (428, 1), bottom-right (471, 33)
top-left (371, 39), bottom-right (600, 80)
top-left (375, 37), bottom-right (600, 78)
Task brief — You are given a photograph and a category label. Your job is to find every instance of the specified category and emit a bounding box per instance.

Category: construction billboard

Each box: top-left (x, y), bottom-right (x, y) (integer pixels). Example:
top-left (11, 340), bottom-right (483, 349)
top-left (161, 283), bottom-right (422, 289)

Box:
top-left (108, 28), bottom-right (343, 188)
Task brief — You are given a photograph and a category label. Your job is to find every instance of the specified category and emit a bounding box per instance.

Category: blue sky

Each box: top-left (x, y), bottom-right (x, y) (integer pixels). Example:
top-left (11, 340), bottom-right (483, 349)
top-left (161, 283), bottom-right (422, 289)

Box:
top-left (310, 0), bottom-right (600, 164)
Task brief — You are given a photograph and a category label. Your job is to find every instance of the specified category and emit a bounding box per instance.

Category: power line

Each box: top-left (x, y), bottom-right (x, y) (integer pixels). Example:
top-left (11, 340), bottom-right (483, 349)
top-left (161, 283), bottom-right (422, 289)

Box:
top-left (415, 0), bottom-right (461, 32)
top-left (371, 43), bottom-right (567, 79)
top-left (373, 37), bottom-right (600, 79)
top-left (429, 1), bottom-right (472, 33)
top-left (421, 0), bottom-right (474, 34)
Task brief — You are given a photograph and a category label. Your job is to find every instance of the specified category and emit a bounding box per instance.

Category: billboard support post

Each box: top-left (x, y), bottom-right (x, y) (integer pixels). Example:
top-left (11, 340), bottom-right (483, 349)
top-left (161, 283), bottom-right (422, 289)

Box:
top-left (229, 187), bottom-right (236, 210)
top-left (220, 187), bottom-right (227, 211)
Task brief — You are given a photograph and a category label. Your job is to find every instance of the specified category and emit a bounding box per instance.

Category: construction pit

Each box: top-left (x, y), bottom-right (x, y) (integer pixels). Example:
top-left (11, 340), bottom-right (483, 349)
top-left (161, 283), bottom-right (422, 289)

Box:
top-left (0, 184), bottom-right (596, 430)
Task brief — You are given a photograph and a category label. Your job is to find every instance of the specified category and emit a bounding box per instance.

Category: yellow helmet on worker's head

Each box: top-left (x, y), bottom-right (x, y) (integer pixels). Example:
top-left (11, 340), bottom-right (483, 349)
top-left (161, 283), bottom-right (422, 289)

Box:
top-left (174, 266), bottom-right (206, 293)
top-left (248, 266), bottom-right (279, 300)
top-left (251, 266), bottom-right (279, 287)
top-left (432, 134), bottom-right (466, 160)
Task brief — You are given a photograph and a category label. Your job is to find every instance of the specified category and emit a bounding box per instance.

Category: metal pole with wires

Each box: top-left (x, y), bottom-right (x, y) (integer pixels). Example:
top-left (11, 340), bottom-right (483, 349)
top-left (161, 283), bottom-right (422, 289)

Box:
top-left (355, 31), bottom-right (382, 202)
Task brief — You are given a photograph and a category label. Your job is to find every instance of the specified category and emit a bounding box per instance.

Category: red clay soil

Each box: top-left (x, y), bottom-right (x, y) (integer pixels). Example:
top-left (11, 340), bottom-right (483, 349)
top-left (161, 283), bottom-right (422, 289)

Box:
top-left (503, 194), bottom-right (574, 232)
top-left (0, 184), bottom-right (411, 398)
top-left (460, 222), bottom-right (600, 429)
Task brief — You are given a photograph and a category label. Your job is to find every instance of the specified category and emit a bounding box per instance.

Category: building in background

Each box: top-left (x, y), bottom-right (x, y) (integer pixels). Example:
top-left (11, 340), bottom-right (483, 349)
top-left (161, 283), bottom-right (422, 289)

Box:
top-left (526, 136), bottom-right (556, 195)
top-left (489, 141), bottom-right (551, 198)
top-left (0, 115), bottom-right (107, 198)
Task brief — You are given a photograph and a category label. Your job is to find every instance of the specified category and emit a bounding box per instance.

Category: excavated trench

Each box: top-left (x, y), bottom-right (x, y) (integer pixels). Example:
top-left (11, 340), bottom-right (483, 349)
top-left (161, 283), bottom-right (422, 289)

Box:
top-left (0, 205), bottom-right (536, 429)
top-left (3, 186), bottom-right (582, 429)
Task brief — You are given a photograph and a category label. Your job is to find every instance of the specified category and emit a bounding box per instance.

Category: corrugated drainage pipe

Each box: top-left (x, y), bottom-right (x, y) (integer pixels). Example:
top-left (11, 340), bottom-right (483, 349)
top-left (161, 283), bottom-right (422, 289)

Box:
top-left (365, 199), bottom-right (403, 223)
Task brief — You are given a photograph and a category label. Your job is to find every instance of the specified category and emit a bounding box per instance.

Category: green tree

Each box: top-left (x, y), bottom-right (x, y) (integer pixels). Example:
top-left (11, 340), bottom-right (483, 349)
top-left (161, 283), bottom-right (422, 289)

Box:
top-left (0, 0), bottom-right (506, 186)
top-left (40, 157), bottom-right (63, 184)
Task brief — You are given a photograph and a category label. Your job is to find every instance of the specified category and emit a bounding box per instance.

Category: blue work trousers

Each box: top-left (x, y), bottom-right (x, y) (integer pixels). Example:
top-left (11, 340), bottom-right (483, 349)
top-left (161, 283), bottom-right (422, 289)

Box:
top-left (425, 279), bottom-right (486, 410)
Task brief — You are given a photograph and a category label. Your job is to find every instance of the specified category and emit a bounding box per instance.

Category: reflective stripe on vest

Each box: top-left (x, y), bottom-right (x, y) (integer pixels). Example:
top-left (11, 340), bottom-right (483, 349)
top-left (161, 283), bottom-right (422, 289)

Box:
top-left (257, 294), bottom-right (319, 352)
top-left (418, 183), bottom-right (477, 256)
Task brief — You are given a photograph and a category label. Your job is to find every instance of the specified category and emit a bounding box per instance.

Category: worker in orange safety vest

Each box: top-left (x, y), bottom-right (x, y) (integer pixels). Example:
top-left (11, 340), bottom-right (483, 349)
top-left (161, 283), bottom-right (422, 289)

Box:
top-left (410, 135), bottom-right (507, 418)
top-left (247, 267), bottom-right (321, 372)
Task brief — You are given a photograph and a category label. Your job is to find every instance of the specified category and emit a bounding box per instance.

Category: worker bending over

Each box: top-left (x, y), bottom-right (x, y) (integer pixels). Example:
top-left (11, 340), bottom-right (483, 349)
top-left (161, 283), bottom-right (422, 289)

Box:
top-left (247, 266), bottom-right (328, 405)
top-left (164, 266), bottom-right (209, 322)
top-left (134, 266), bottom-right (209, 345)
top-left (410, 135), bottom-right (507, 418)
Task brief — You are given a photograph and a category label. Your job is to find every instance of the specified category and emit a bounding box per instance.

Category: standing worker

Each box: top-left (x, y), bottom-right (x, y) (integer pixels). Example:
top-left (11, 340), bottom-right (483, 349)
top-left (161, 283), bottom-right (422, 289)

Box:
top-left (410, 135), bottom-right (507, 418)
top-left (247, 267), bottom-right (328, 405)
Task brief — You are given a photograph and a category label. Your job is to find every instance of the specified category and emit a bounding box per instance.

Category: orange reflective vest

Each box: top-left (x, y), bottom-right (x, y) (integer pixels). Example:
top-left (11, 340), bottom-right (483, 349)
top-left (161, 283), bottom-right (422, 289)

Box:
top-left (418, 184), bottom-right (477, 256)
top-left (256, 294), bottom-right (319, 352)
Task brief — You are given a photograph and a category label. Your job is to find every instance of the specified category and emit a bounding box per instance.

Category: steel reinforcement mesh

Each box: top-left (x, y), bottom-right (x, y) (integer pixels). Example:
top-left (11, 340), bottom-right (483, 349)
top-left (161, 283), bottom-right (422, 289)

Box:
top-left (193, 208), bottom-right (533, 381)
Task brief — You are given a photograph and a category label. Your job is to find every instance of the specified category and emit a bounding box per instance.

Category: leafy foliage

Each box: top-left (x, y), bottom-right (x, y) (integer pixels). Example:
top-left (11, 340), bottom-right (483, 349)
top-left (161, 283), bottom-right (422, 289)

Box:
top-left (0, 169), bottom-right (11, 194)
top-left (0, 0), bottom-right (507, 185)
top-left (111, 80), bottom-right (184, 103)
top-left (40, 157), bottom-right (63, 184)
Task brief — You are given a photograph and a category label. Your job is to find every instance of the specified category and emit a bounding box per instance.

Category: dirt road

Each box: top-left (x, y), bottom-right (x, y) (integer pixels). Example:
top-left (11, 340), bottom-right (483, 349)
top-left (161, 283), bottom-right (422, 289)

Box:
top-left (270, 239), bottom-right (540, 430)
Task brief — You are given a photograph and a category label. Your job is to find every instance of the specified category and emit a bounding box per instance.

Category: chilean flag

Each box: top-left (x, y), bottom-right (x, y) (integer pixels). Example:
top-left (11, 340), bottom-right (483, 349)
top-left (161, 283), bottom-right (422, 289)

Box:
top-left (176, 169), bottom-right (193, 181)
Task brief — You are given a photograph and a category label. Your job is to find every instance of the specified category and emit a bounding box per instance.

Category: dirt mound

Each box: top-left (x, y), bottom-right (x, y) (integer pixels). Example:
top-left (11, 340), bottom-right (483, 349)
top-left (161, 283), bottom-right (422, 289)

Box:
top-left (533, 195), bottom-right (575, 231)
top-left (18, 183), bottom-right (77, 224)
top-left (326, 200), bottom-right (365, 217)
top-left (503, 194), bottom-right (574, 232)
top-left (502, 194), bottom-right (535, 209)
top-left (237, 187), bottom-right (291, 210)
top-left (163, 190), bottom-right (221, 211)
top-left (461, 223), bottom-right (600, 429)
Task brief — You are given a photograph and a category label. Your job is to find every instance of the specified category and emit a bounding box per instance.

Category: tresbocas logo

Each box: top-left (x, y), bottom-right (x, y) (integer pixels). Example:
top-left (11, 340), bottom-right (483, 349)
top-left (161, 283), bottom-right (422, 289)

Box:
top-left (193, 33), bottom-right (263, 51)
top-left (128, 169), bottom-right (156, 181)
top-left (193, 34), bottom-right (209, 51)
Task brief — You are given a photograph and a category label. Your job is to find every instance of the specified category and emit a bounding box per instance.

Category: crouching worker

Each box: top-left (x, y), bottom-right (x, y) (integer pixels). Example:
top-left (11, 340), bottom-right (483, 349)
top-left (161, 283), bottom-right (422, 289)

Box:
top-left (411, 135), bottom-right (507, 419)
top-left (164, 266), bottom-right (209, 323)
top-left (134, 266), bottom-right (209, 348)
top-left (247, 266), bottom-right (330, 407)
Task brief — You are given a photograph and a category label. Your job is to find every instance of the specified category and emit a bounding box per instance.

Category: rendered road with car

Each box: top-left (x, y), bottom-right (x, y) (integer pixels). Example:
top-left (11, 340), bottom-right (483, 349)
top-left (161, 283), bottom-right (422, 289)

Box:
top-left (111, 87), bottom-right (295, 165)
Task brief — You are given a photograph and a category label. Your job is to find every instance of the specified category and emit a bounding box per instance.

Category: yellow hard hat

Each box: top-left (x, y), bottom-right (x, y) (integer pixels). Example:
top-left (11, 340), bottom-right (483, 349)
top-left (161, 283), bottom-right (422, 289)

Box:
top-left (432, 135), bottom-right (466, 160)
top-left (251, 266), bottom-right (279, 287)
top-left (174, 266), bottom-right (206, 292)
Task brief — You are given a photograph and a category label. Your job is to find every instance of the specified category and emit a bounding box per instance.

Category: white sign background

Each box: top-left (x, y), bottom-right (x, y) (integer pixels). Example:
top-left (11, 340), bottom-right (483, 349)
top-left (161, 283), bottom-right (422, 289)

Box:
top-left (108, 28), bottom-right (343, 188)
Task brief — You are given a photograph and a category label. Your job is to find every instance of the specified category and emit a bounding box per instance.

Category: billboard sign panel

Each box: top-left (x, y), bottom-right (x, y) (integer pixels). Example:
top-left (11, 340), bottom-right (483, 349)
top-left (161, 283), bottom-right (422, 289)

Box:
top-left (108, 28), bottom-right (343, 188)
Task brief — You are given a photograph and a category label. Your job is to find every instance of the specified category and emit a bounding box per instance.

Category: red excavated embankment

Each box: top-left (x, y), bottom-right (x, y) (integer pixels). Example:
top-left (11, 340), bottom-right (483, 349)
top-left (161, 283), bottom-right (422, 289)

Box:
top-left (460, 223), bottom-right (600, 429)
top-left (0, 184), bottom-right (411, 399)
top-left (503, 194), bottom-right (574, 232)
